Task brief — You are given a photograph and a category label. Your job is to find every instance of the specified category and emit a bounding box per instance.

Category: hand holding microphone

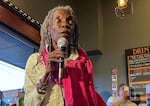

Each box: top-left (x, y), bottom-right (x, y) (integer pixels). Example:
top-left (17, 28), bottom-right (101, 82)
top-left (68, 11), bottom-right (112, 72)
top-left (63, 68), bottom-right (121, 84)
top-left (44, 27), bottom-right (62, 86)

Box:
top-left (41, 37), bottom-right (68, 83)
top-left (57, 37), bottom-right (68, 84)
top-left (37, 37), bottom-right (68, 94)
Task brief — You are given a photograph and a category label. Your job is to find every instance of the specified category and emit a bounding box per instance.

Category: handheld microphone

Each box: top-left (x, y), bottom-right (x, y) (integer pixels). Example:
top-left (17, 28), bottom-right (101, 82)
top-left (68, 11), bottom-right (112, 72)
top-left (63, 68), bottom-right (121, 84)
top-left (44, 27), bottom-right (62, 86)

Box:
top-left (57, 37), bottom-right (68, 84)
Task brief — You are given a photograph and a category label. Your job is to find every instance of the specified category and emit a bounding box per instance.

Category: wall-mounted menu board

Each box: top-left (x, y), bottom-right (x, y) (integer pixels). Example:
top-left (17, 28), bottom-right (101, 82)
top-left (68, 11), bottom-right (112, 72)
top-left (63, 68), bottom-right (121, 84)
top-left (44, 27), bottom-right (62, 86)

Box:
top-left (125, 46), bottom-right (150, 102)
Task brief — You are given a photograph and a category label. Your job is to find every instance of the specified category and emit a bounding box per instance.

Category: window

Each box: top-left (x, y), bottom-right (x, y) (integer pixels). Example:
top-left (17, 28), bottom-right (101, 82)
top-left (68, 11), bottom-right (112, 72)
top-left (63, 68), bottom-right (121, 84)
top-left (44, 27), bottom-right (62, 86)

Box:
top-left (0, 60), bottom-right (25, 91)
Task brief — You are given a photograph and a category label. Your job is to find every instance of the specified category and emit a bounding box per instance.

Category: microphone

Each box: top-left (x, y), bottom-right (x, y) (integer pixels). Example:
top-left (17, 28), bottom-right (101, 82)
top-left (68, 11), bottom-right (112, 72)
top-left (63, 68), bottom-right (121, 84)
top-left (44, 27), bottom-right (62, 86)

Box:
top-left (57, 37), bottom-right (68, 84)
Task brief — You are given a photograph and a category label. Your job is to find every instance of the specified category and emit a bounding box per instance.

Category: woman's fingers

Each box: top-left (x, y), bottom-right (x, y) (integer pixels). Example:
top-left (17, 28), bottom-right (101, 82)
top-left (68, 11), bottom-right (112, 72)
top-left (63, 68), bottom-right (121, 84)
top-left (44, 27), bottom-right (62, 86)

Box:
top-left (46, 49), bottom-right (65, 63)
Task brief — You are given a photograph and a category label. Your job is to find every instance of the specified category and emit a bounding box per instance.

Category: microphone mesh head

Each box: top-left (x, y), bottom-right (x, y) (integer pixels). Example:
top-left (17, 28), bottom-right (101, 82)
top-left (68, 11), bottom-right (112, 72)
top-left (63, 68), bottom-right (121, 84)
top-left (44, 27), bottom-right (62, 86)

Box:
top-left (57, 37), bottom-right (68, 48)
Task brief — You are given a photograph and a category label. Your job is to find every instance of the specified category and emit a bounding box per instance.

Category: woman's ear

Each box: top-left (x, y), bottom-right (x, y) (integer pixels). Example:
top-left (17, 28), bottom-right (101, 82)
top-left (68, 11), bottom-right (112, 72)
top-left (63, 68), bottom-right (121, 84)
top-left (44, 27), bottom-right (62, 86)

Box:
top-left (48, 32), bottom-right (51, 36)
top-left (47, 29), bottom-right (51, 36)
top-left (47, 25), bottom-right (51, 35)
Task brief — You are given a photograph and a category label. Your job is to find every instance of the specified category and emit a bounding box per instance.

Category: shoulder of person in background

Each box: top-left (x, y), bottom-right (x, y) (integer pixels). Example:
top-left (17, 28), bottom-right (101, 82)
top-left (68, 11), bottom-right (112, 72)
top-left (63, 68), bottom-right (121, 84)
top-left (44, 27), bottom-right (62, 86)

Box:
top-left (138, 103), bottom-right (146, 106)
top-left (125, 100), bottom-right (138, 106)
top-left (106, 96), bottom-right (119, 106)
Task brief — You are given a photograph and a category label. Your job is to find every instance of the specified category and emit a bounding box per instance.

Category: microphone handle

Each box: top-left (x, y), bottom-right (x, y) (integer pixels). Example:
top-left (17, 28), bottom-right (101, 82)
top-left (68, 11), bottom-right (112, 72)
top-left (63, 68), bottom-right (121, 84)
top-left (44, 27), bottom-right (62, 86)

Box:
top-left (58, 57), bottom-right (64, 84)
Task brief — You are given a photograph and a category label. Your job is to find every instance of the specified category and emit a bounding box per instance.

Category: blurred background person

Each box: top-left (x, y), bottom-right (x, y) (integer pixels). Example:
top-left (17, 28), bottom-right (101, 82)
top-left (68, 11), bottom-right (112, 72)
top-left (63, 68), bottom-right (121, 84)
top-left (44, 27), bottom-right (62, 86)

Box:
top-left (106, 83), bottom-right (137, 106)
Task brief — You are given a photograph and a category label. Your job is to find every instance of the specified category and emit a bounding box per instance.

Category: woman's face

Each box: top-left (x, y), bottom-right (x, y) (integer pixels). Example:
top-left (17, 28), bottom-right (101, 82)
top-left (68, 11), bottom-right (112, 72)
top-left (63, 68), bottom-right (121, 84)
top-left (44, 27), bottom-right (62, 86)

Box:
top-left (48, 9), bottom-right (75, 47)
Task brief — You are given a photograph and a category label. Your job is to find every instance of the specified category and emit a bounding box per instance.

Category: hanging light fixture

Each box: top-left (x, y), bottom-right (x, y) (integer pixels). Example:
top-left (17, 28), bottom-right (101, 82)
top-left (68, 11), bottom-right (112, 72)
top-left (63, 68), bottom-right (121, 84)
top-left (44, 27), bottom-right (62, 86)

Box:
top-left (117, 0), bottom-right (128, 9)
top-left (115, 0), bottom-right (128, 18)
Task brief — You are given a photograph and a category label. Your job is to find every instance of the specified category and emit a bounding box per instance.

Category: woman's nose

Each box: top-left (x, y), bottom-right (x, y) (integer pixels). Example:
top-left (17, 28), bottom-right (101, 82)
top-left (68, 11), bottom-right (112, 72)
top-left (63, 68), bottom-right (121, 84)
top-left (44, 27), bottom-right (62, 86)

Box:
top-left (61, 20), bottom-right (69, 28)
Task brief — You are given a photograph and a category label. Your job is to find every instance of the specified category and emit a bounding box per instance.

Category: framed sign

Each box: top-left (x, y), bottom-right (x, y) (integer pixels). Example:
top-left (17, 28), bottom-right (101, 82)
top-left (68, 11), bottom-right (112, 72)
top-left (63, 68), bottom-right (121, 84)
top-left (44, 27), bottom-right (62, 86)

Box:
top-left (125, 46), bottom-right (150, 102)
top-left (112, 67), bottom-right (118, 97)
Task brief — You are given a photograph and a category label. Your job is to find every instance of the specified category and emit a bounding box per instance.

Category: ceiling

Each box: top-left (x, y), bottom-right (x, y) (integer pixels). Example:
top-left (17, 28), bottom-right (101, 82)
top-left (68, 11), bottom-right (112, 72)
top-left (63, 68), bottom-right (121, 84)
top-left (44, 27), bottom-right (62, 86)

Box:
top-left (0, 24), bottom-right (39, 69)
